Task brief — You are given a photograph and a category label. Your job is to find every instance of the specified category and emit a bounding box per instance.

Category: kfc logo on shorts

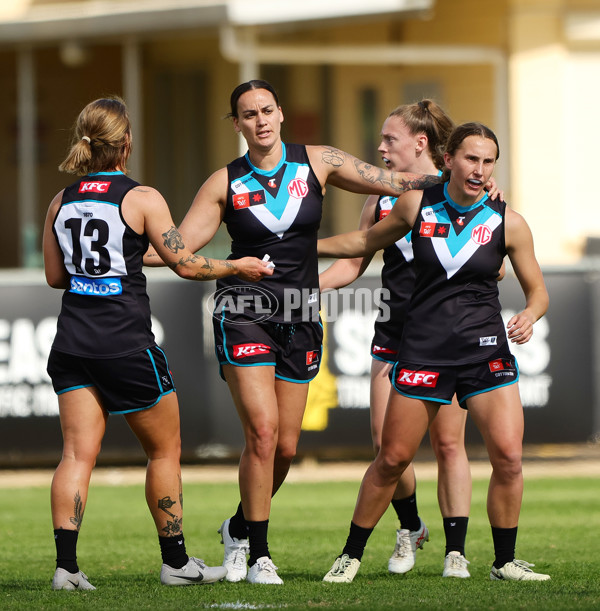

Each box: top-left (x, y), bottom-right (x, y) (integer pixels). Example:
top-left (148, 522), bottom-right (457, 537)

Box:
top-left (396, 369), bottom-right (439, 387)
top-left (306, 350), bottom-right (319, 365)
top-left (79, 181), bottom-right (111, 193)
top-left (287, 178), bottom-right (308, 198)
top-left (233, 343), bottom-right (271, 358)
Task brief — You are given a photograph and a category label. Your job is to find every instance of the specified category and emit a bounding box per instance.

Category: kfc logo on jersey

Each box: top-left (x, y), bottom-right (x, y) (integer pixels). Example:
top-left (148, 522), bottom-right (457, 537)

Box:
top-left (419, 222), bottom-right (450, 238)
top-left (396, 369), bottom-right (439, 387)
top-left (79, 181), bottom-right (111, 193)
top-left (287, 178), bottom-right (308, 198)
top-left (472, 224), bottom-right (493, 245)
top-left (379, 210), bottom-right (391, 221)
top-left (233, 343), bottom-right (271, 358)
top-left (306, 350), bottom-right (320, 365)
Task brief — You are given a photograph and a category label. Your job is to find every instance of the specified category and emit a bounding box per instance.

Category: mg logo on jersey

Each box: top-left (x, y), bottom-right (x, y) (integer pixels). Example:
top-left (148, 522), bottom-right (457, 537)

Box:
top-left (287, 178), bottom-right (308, 198)
top-left (306, 350), bottom-right (319, 365)
top-left (233, 343), bottom-right (271, 359)
top-left (471, 224), bottom-right (492, 245)
top-left (79, 181), bottom-right (111, 193)
top-left (396, 369), bottom-right (439, 387)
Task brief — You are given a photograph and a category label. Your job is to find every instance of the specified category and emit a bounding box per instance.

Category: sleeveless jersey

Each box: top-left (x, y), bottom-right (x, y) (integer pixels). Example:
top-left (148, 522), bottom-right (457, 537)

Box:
top-left (374, 195), bottom-right (415, 333)
top-left (217, 143), bottom-right (323, 323)
top-left (399, 182), bottom-right (507, 365)
top-left (51, 171), bottom-right (155, 358)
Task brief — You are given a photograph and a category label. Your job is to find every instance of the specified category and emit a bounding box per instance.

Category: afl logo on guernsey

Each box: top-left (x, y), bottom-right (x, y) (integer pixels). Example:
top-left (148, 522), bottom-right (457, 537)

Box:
top-left (471, 224), bottom-right (493, 245)
top-left (79, 181), bottom-right (111, 193)
top-left (287, 178), bottom-right (308, 198)
top-left (233, 190), bottom-right (266, 209)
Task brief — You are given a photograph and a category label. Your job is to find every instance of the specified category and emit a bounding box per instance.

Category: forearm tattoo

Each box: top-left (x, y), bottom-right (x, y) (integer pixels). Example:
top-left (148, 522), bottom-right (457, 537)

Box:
top-left (168, 253), bottom-right (235, 279)
top-left (162, 226), bottom-right (185, 254)
top-left (69, 491), bottom-right (84, 530)
top-left (158, 496), bottom-right (182, 536)
top-left (353, 159), bottom-right (442, 194)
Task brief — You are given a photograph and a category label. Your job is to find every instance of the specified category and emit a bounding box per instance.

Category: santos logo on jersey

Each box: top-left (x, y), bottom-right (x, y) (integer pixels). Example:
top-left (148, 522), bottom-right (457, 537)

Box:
top-left (79, 181), bottom-right (111, 193)
top-left (396, 369), bottom-right (439, 387)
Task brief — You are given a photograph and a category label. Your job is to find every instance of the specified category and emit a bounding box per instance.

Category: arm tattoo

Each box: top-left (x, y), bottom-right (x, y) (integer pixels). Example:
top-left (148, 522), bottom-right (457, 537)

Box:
top-left (321, 146), bottom-right (345, 168)
top-left (162, 226), bottom-right (185, 254)
top-left (395, 173), bottom-right (442, 193)
top-left (353, 159), bottom-right (442, 194)
top-left (169, 254), bottom-right (235, 279)
top-left (69, 491), bottom-right (84, 530)
top-left (158, 496), bottom-right (182, 536)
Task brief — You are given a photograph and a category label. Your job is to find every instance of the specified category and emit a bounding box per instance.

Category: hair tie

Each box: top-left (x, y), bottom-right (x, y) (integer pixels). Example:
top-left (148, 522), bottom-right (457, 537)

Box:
top-left (82, 136), bottom-right (91, 143)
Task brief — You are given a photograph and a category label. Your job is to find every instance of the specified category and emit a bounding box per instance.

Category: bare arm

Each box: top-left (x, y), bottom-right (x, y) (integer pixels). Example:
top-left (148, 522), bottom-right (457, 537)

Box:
top-left (319, 194), bottom-right (378, 291)
top-left (42, 191), bottom-right (70, 289)
top-left (318, 190), bottom-right (421, 259)
top-left (307, 145), bottom-right (441, 197)
top-left (126, 185), bottom-right (272, 282)
top-left (504, 207), bottom-right (549, 344)
top-left (143, 169), bottom-right (227, 267)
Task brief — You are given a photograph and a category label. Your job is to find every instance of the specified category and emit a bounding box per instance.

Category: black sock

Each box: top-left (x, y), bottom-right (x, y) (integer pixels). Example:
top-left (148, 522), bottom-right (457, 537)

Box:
top-left (491, 526), bottom-right (517, 569)
top-left (391, 493), bottom-right (420, 532)
top-left (341, 522), bottom-right (374, 562)
top-left (247, 519), bottom-right (270, 566)
top-left (159, 533), bottom-right (188, 569)
top-left (443, 517), bottom-right (469, 556)
top-left (54, 528), bottom-right (79, 573)
top-left (229, 503), bottom-right (248, 540)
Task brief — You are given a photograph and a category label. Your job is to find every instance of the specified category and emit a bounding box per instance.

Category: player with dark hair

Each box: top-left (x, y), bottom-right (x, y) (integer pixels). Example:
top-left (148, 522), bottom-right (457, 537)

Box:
top-left (148, 80), bottom-right (442, 584)
top-left (320, 122), bottom-right (550, 583)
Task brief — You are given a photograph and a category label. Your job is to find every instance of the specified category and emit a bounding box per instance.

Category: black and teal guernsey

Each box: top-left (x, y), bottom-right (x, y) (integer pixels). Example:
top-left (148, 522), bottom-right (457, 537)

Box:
top-left (217, 143), bottom-right (323, 323)
top-left (374, 195), bottom-right (416, 334)
top-left (400, 182), bottom-right (507, 366)
top-left (51, 171), bottom-right (155, 358)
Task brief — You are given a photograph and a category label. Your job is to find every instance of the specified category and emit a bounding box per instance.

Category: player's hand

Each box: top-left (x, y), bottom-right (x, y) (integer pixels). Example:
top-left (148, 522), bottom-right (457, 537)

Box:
top-left (235, 257), bottom-right (275, 282)
top-left (484, 177), bottom-right (504, 201)
top-left (506, 310), bottom-right (535, 344)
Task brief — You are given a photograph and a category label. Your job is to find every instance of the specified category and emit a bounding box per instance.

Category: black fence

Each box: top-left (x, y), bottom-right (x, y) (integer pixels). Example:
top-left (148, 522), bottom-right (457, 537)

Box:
top-left (0, 264), bottom-right (598, 467)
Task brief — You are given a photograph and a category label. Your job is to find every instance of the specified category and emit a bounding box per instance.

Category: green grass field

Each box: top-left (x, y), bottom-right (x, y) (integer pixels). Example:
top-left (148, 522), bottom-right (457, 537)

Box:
top-left (1, 470), bottom-right (599, 610)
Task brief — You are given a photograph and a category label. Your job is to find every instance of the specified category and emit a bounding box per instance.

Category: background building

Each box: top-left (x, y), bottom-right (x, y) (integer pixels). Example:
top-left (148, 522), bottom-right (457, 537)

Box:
top-left (2, 0), bottom-right (600, 268)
